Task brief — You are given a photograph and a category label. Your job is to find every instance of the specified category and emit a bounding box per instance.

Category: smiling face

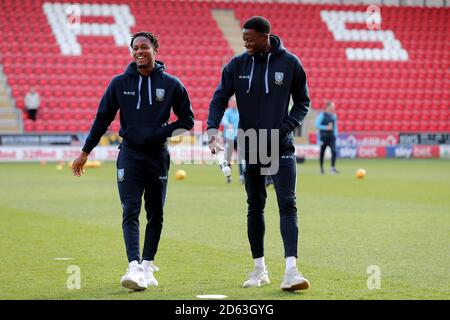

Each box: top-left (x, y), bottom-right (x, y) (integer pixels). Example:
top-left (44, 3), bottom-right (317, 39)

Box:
top-left (242, 28), bottom-right (269, 56)
top-left (131, 36), bottom-right (157, 70)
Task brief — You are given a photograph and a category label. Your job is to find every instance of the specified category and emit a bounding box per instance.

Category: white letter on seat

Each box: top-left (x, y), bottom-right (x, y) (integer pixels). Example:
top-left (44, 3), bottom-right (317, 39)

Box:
top-left (321, 9), bottom-right (408, 61)
top-left (43, 3), bottom-right (135, 55)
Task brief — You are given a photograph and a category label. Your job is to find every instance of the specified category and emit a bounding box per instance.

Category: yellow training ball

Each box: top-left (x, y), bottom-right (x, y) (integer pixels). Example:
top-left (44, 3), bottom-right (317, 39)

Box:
top-left (356, 168), bottom-right (366, 179)
top-left (92, 160), bottom-right (101, 167)
top-left (85, 160), bottom-right (101, 168)
top-left (175, 169), bottom-right (186, 180)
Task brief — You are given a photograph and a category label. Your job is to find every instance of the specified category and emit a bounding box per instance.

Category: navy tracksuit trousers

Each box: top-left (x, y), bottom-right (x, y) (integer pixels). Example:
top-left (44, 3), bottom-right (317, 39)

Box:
top-left (116, 144), bottom-right (170, 263)
top-left (244, 152), bottom-right (299, 259)
top-left (320, 135), bottom-right (337, 168)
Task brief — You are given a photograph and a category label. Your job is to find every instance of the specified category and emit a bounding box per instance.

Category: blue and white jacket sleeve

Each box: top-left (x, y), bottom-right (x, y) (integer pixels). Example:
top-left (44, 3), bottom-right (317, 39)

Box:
top-left (221, 109), bottom-right (230, 127)
top-left (333, 114), bottom-right (339, 137)
top-left (315, 112), bottom-right (328, 130)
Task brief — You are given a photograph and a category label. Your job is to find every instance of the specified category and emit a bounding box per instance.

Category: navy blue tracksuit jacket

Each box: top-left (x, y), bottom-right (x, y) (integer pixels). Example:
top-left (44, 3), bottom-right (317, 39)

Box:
top-left (207, 34), bottom-right (310, 157)
top-left (83, 61), bottom-right (194, 154)
top-left (207, 34), bottom-right (310, 259)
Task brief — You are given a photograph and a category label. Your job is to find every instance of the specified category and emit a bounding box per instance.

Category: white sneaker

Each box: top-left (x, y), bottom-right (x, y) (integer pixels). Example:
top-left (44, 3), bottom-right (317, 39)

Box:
top-left (120, 261), bottom-right (148, 291)
top-left (280, 266), bottom-right (310, 291)
top-left (143, 262), bottom-right (159, 287)
top-left (330, 167), bottom-right (340, 175)
top-left (242, 267), bottom-right (270, 288)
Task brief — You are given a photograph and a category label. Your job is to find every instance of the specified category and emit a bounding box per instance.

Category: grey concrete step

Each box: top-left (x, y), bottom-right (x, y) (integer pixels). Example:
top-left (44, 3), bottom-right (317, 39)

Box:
top-left (211, 9), bottom-right (243, 56)
top-left (0, 112), bottom-right (18, 120)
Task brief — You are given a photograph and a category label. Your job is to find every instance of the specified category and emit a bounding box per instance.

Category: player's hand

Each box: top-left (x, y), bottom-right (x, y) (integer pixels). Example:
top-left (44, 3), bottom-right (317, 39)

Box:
top-left (327, 123), bottom-right (333, 131)
top-left (208, 135), bottom-right (224, 155)
top-left (72, 151), bottom-right (88, 177)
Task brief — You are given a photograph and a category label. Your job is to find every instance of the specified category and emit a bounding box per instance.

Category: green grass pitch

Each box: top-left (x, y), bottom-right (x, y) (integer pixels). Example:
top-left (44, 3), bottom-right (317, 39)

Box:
top-left (0, 159), bottom-right (449, 300)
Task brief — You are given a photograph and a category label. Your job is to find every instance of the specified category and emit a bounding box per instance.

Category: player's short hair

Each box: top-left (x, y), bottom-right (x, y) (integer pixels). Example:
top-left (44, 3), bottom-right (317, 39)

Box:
top-left (243, 16), bottom-right (271, 34)
top-left (130, 32), bottom-right (159, 52)
top-left (326, 101), bottom-right (334, 109)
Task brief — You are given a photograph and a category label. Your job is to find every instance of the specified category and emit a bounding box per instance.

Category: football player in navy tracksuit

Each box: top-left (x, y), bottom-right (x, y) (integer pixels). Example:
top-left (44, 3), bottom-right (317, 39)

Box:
top-left (72, 32), bottom-right (194, 291)
top-left (207, 17), bottom-right (311, 291)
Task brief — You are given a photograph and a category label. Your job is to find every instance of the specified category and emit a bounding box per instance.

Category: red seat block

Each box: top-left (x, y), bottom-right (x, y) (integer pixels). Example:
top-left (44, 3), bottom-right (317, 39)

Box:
top-left (0, 1), bottom-right (447, 134)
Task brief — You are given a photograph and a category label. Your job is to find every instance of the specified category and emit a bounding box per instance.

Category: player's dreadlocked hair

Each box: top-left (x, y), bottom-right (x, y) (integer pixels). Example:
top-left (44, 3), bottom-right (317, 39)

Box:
top-left (130, 32), bottom-right (159, 52)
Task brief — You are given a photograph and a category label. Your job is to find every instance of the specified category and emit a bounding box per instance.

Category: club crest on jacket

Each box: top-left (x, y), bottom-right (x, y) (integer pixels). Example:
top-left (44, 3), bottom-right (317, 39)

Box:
top-left (117, 168), bottom-right (124, 181)
top-left (156, 88), bottom-right (165, 101)
top-left (275, 72), bottom-right (284, 85)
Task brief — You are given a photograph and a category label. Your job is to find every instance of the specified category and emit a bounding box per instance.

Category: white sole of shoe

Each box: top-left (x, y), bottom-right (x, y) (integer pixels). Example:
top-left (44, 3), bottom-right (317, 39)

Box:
top-left (243, 280), bottom-right (270, 288)
top-left (121, 279), bottom-right (147, 291)
top-left (146, 281), bottom-right (158, 287)
top-left (243, 283), bottom-right (259, 288)
top-left (281, 279), bottom-right (310, 291)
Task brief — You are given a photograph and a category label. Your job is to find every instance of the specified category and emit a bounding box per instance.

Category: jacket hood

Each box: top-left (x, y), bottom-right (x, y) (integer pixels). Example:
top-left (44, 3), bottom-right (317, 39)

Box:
top-left (245, 34), bottom-right (286, 95)
top-left (124, 60), bottom-right (166, 109)
top-left (269, 34), bottom-right (286, 55)
top-left (124, 60), bottom-right (166, 76)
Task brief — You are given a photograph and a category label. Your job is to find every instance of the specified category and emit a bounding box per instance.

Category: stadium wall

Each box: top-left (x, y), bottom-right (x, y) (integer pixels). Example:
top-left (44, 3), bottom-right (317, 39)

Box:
top-left (1, 131), bottom-right (448, 161)
top-left (0, 144), bottom-right (448, 162)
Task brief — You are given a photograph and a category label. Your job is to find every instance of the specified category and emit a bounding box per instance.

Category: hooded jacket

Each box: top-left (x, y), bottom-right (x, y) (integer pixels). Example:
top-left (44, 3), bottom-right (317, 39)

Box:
top-left (207, 34), bottom-right (310, 155)
top-left (82, 61), bottom-right (194, 154)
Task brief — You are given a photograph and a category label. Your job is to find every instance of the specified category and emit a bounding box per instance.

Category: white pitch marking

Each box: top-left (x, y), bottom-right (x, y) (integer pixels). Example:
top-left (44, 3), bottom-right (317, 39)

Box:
top-left (196, 294), bottom-right (228, 299)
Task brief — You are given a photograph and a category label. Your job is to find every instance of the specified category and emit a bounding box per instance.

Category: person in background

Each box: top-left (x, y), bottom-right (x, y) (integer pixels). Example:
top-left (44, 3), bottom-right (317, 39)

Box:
top-left (315, 101), bottom-right (339, 175)
top-left (222, 95), bottom-right (244, 184)
top-left (24, 87), bottom-right (40, 121)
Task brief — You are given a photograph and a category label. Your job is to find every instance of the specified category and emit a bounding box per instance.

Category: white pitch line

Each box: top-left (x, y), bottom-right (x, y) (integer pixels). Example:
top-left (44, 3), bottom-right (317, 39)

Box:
top-left (196, 294), bottom-right (228, 299)
top-left (52, 258), bottom-right (74, 261)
